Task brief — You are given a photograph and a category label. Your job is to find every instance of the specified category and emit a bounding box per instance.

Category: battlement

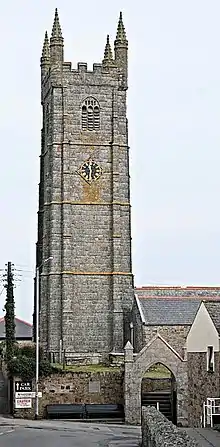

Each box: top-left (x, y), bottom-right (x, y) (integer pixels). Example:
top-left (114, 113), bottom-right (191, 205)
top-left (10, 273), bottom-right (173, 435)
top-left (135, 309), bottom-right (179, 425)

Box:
top-left (62, 61), bottom-right (116, 74)
top-left (41, 9), bottom-right (128, 88)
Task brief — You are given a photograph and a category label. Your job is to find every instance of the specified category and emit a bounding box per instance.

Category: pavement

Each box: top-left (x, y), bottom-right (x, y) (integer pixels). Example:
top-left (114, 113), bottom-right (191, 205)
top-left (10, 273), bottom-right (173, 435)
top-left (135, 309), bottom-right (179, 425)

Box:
top-left (0, 417), bottom-right (141, 446)
top-left (186, 427), bottom-right (220, 446)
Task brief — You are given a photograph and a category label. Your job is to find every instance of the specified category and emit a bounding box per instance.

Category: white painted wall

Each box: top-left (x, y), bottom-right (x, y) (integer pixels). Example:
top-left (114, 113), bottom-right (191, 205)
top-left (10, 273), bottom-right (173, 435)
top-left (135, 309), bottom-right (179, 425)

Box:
top-left (186, 302), bottom-right (219, 352)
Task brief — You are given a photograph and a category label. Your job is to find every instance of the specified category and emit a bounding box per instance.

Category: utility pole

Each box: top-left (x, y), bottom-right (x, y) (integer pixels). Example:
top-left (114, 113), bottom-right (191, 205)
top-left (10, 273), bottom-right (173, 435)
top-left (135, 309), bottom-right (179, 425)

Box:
top-left (5, 262), bottom-right (15, 361)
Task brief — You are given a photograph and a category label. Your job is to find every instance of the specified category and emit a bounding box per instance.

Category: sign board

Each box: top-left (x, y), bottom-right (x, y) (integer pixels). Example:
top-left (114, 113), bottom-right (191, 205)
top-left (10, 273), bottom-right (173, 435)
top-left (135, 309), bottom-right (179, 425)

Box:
top-left (15, 392), bottom-right (42, 399)
top-left (15, 381), bottom-right (32, 393)
top-left (15, 398), bottom-right (32, 409)
top-left (89, 380), bottom-right (100, 393)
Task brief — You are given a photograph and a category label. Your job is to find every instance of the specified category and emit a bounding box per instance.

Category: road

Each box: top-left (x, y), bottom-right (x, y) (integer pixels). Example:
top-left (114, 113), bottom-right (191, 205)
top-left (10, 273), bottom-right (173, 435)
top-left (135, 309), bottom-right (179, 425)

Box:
top-left (0, 418), bottom-right (141, 446)
top-left (1, 418), bottom-right (220, 446)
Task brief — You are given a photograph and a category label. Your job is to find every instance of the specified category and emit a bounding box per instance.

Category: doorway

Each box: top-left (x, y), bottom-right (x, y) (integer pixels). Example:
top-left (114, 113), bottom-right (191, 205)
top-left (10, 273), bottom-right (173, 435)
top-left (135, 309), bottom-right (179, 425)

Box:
top-left (141, 362), bottom-right (177, 424)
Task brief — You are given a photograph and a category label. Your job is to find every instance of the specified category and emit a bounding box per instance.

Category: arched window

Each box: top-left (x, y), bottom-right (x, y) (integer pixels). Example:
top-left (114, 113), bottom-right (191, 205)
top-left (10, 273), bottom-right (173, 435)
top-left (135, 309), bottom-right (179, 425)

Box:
top-left (81, 97), bottom-right (100, 131)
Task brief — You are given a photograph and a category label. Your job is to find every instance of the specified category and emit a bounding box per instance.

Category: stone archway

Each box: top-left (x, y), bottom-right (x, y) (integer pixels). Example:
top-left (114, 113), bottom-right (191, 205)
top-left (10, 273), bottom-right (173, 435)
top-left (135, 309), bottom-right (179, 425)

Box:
top-left (124, 334), bottom-right (188, 426)
top-left (141, 362), bottom-right (177, 424)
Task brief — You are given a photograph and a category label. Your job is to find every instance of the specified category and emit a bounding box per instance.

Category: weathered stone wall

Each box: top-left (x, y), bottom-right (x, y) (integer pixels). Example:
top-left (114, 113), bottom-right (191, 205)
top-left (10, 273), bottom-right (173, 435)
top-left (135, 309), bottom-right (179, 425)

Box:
top-left (143, 325), bottom-right (189, 357)
top-left (13, 370), bottom-right (123, 419)
top-left (142, 378), bottom-right (171, 393)
top-left (187, 352), bottom-right (220, 427)
top-left (37, 14), bottom-right (134, 357)
top-left (142, 406), bottom-right (199, 447)
top-left (132, 298), bottom-right (144, 352)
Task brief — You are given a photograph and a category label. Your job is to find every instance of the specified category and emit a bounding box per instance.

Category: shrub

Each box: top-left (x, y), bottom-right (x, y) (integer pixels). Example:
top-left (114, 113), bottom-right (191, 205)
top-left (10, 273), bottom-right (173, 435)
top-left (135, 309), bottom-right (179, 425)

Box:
top-left (6, 343), bottom-right (58, 380)
top-left (0, 342), bottom-right (5, 357)
top-left (7, 355), bottom-right (36, 381)
top-left (14, 343), bottom-right (44, 360)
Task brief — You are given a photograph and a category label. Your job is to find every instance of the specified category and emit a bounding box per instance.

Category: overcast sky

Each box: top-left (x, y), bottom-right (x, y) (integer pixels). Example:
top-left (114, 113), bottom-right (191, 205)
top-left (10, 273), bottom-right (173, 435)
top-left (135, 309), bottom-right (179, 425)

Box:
top-left (1, 0), bottom-right (220, 322)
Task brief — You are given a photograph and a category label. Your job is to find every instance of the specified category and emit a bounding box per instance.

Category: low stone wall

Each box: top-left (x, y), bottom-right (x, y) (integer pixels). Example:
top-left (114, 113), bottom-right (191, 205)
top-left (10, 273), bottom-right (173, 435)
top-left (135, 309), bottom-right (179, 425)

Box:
top-left (142, 378), bottom-right (171, 393)
top-left (13, 369), bottom-right (123, 419)
top-left (142, 407), bottom-right (199, 447)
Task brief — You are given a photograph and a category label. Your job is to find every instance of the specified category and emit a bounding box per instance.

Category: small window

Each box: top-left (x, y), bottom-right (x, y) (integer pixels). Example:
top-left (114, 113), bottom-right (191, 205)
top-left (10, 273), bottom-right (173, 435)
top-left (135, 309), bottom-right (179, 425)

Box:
top-left (207, 346), bottom-right (215, 372)
top-left (81, 97), bottom-right (100, 131)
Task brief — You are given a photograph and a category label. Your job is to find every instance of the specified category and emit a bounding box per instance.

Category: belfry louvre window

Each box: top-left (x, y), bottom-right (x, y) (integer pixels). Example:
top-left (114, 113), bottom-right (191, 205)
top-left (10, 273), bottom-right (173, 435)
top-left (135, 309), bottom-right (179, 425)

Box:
top-left (81, 97), bottom-right (100, 131)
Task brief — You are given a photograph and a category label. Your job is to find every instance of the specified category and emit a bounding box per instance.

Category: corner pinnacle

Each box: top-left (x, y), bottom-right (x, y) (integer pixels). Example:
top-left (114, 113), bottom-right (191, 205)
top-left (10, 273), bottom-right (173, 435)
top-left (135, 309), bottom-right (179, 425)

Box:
top-left (116, 11), bottom-right (127, 41)
top-left (41, 31), bottom-right (50, 59)
top-left (51, 8), bottom-right (63, 39)
top-left (102, 35), bottom-right (115, 66)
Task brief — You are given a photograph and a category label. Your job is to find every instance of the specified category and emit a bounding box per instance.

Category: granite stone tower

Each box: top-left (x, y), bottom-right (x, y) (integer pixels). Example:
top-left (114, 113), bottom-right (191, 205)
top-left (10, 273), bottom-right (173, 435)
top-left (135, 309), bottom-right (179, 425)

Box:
top-left (36, 9), bottom-right (134, 361)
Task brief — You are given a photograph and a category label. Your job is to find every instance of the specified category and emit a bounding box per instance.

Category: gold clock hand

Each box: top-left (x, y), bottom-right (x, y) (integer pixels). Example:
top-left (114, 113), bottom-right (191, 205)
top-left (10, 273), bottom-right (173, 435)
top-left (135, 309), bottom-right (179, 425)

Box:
top-left (89, 162), bottom-right (92, 181)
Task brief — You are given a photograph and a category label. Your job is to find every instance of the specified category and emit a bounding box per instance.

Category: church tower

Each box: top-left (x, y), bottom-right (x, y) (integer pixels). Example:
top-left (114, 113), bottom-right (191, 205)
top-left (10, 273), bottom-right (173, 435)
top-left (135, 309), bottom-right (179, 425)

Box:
top-left (36, 9), bottom-right (134, 361)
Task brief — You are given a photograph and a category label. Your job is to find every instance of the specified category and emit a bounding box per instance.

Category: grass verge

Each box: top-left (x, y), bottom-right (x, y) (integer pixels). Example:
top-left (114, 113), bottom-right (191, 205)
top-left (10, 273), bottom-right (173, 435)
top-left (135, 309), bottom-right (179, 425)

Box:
top-left (52, 363), bottom-right (121, 373)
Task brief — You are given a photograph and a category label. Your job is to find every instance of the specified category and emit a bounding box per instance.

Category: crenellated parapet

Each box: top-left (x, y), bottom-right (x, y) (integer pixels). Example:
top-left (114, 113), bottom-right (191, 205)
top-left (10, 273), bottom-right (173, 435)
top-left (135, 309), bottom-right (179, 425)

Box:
top-left (40, 10), bottom-right (128, 91)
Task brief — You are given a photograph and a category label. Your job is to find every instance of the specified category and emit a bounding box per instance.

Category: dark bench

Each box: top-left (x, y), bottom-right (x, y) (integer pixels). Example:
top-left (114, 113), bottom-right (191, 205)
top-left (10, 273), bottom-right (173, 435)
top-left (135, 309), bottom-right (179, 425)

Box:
top-left (46, 403), bottom-right (124, 420)
top-left (46, 403), bottom-right (86, 419)
top-left (85, 404), bottom-right (124, 420)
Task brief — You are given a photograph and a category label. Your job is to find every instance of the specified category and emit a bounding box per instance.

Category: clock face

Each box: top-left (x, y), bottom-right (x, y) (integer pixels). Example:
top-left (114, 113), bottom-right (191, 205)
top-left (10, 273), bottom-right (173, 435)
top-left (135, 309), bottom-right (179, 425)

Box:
top-left (77, 159), bottom-right (102, 185)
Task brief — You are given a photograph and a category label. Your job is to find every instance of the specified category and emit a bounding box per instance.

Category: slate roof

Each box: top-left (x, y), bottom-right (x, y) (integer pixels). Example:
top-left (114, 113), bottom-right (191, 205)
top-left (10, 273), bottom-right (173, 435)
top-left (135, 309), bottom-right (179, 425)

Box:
top-left (137, 296), bottom-right (201, 326)
top-left (135, 286), bottom-right (220, 299)
top-left (204, 301), bottom-right (220, 334)
top-left (0, 317), bottom-right (32, 339)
